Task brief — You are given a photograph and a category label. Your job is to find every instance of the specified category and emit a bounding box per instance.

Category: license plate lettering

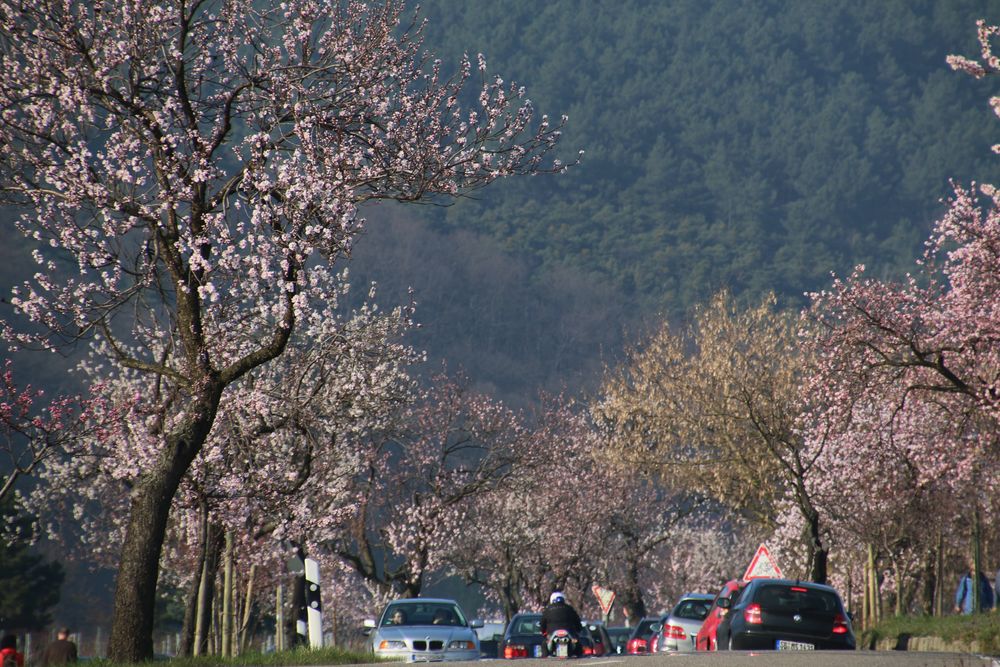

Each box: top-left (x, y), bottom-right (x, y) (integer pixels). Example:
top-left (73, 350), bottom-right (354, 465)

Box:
top-left (776, 640), bottom-right (814, 650)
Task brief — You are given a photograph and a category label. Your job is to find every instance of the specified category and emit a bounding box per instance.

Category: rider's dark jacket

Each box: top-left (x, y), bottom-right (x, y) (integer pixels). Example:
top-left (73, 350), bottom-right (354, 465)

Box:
top-left (540, 600), bottom-right (583, 636)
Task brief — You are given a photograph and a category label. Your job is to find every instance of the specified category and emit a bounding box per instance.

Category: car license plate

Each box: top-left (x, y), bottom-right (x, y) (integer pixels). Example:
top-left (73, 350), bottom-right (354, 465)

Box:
top-left (776, 640), bottom-right (814, 651)
top-left (533, 645), bottom-right (543, 657)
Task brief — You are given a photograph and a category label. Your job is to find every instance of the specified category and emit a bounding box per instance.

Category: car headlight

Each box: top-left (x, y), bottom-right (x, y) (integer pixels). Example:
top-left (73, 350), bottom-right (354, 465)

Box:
top-left (448, 640), bottom-right (475, 650)
top-left (378, 640), bottom-right (406, 650)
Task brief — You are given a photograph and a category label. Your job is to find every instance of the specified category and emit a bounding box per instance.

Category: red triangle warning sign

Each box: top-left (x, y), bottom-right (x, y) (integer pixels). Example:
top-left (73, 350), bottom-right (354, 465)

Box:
top-left (592, 585), bottom-right (616, 614)
top-left (742, 544), bottom-right (783, 580)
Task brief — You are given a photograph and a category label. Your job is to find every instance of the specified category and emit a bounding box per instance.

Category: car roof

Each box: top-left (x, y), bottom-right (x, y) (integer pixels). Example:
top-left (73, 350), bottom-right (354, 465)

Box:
top-left (743, 578), bottom-right (839, 593)
top-left (386, 598), bottom-right (462, 605)
top-left (678, 592), bottom-right (715, 599)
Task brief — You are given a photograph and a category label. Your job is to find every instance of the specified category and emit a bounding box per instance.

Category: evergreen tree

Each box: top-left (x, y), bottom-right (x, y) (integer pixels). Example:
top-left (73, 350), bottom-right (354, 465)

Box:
top-left (0, 496), bottom-right (64, 631)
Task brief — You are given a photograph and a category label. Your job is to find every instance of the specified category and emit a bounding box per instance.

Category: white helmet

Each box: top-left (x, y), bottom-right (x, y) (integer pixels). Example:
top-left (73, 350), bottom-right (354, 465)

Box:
top-left (550, 591), bottom-right (565, 604)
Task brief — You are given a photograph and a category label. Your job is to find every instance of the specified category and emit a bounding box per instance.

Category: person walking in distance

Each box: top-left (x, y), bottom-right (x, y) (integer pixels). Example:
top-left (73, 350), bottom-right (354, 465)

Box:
top-left (954, 558), bottom-right (995, 614)
top-left (39, 628), bottom-right (78, 666)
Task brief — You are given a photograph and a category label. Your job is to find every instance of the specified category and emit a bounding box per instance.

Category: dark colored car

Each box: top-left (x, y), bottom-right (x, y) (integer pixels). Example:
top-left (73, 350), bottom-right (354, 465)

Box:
top-left (500, 612), bottom-right (595, 658)
top-left (501, 613), bottom-right (546, 659)
top-left (647, 615), bottom-right (668, 653)
top-left (625, 617), bottom-right (662, 654)
top-left (605, 626), bottom-right (631, 654)
top-left (576, 625), bottom-right (598, 656)
top-left (695, 579), bottom-right (748, 651)
top-left (584, 622), bottom-right (613, 657)
top-left (715, 578), bottom-right (855, 651)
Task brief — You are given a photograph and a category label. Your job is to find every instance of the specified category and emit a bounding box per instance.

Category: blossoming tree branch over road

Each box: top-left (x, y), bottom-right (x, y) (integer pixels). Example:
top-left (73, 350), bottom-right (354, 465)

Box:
top-left (0, 0), bottom-right (574, 661)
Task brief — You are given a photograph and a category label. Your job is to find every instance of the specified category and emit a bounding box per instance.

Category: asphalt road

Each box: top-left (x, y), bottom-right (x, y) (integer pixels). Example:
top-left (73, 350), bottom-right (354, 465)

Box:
top-left (453, 653), bottom-right (999, 667)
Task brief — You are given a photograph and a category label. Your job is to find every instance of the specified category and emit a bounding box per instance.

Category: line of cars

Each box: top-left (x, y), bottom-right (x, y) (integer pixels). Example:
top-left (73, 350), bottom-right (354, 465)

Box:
top-left (624, 578), bottom-right (856, 654)
top-left (363, 578), bottom-right (855, 662)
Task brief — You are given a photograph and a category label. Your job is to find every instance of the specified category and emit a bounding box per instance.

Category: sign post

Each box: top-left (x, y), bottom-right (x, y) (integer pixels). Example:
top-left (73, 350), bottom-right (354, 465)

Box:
top-left (743, 544), bottom-right (783, 580)
top-left (592, 585), bottom-right (616, 624)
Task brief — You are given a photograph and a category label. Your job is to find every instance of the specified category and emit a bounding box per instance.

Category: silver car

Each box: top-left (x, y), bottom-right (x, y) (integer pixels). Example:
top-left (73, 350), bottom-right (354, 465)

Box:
top-left (656, 592), bottom-right (714, 652)
top-left (364, 598), bottom-right (483, 662)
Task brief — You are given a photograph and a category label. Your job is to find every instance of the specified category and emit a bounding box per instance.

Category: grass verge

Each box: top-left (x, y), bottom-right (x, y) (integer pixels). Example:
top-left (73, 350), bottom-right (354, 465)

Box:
top-left (860, 613), bottom-right (1000, 654)
top-left (82, 646), bottom-right (385, 667)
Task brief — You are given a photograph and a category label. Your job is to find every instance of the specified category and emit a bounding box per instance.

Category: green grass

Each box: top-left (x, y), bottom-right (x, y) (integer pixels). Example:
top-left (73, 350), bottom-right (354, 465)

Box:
top-left (82, 646), bottom-right (386, 667)
top-left (861, 613), bottom-right (1000, 654)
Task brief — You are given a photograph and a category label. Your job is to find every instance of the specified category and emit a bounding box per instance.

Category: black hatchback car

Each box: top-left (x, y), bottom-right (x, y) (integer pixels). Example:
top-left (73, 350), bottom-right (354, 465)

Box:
top-left (715, 578), bottom-right (855, 651)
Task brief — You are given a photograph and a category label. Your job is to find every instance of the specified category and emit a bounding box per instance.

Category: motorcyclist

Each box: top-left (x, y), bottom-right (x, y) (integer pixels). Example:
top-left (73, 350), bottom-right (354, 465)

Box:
top-left (541, 591), bottom-right (584, 656)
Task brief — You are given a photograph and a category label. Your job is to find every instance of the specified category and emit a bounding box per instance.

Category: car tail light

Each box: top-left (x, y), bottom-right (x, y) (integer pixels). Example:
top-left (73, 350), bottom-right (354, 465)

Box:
top-left (832, 612), bottom-right (849, 635)
top-left (790, 586), bottom-right (808, 592)
top-left (583, 645), bottom-right (594, 656)
top-left (664, 624), bottom-right (686, 640)
top-left (504, 644), bottom-right (528, 658)
top-left (743, 603), bottom-right (762, 625)
top-left (627, 638), bottom-right (647, 653)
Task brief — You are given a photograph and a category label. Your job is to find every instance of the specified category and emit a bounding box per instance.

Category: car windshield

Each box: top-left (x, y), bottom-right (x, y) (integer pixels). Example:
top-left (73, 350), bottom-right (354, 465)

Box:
top-left (381, 602), bottom-right (467, 627)
top-left (512, 616), bottom-right (542, 635)
top-left (672, 599), bottom-right (711, 621)
top-left (754, 585), bottom-right (840, 613)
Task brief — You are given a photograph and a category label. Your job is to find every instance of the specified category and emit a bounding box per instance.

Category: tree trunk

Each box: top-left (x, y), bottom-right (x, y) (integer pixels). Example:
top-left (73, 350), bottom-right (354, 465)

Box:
top-left (935, 531), bottom-right (944, 617)
top-left (222, 531), bottom-right (235, 658)
top-left (239, 564), bottom-right (257, 654)
top-left (180, 502), bottom-right (213, 656)
top-left (804, 507), bottom-right (827, 584)
top-left (195, 522), bottom-right (225, 656)
top-left (107, 391), bottom-right (221, 663)
top-left (921, 545), bottom-right (936, 616)
top-left (866, 544), bottom-right (879, 629)
top-left (276, 582), bottom-right (284, 652)
top-left (973, 506), bottom-right (982, 613)
top-left (107, 445), bottom-right (198, 661)
top-left (621, 555), bottom-right (646, 624)
top-left (861, 558), bottom-right (871, 630)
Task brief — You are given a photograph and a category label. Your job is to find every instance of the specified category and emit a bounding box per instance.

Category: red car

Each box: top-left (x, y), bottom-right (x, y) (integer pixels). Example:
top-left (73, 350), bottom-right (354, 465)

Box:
top-left (695, 579), bottom-right (748, 651)
top-left (625, 617), bottom-right (661, 654)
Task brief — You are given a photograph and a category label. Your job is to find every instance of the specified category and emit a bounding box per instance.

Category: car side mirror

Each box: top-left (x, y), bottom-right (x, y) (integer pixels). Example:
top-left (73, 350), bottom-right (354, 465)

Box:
top-left (363, 618), bottom-right (376, 628)
top-left (470, 618), bottom-right (485, 629)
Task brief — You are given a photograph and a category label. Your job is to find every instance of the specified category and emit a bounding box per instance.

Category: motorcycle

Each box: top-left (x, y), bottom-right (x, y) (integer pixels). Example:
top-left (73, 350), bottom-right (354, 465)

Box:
top-left (548, 628), bottom-right (577, 659)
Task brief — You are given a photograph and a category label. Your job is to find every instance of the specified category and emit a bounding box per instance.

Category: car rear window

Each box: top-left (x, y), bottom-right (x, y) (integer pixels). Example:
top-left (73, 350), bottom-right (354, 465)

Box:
top-left (754, 585), bottom-right (840, 613)
top-left (673, 600), bottom-right (710, 620)
top-left (514, 617), bottom-right (542, 635)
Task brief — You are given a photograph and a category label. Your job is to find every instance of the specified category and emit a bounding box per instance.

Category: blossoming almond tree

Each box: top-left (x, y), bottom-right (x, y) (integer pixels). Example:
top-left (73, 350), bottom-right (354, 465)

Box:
top-left (0, 0), bottom-right (571, 660)
top-left (801, 19), bottom-right (1000, 614)
top-left (330, 373), bottom-right (538, 599)
top-left (0, 360), bottom-right (132, 502)
top-left (27, 296), bottom-right (420, 654)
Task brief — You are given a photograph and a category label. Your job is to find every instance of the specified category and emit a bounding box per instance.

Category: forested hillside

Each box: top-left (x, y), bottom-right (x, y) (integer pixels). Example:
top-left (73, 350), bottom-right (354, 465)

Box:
top-left (379, 0), bottom-right (1000, 316)
top-left (5, 1), bottom-right (1000, 406)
